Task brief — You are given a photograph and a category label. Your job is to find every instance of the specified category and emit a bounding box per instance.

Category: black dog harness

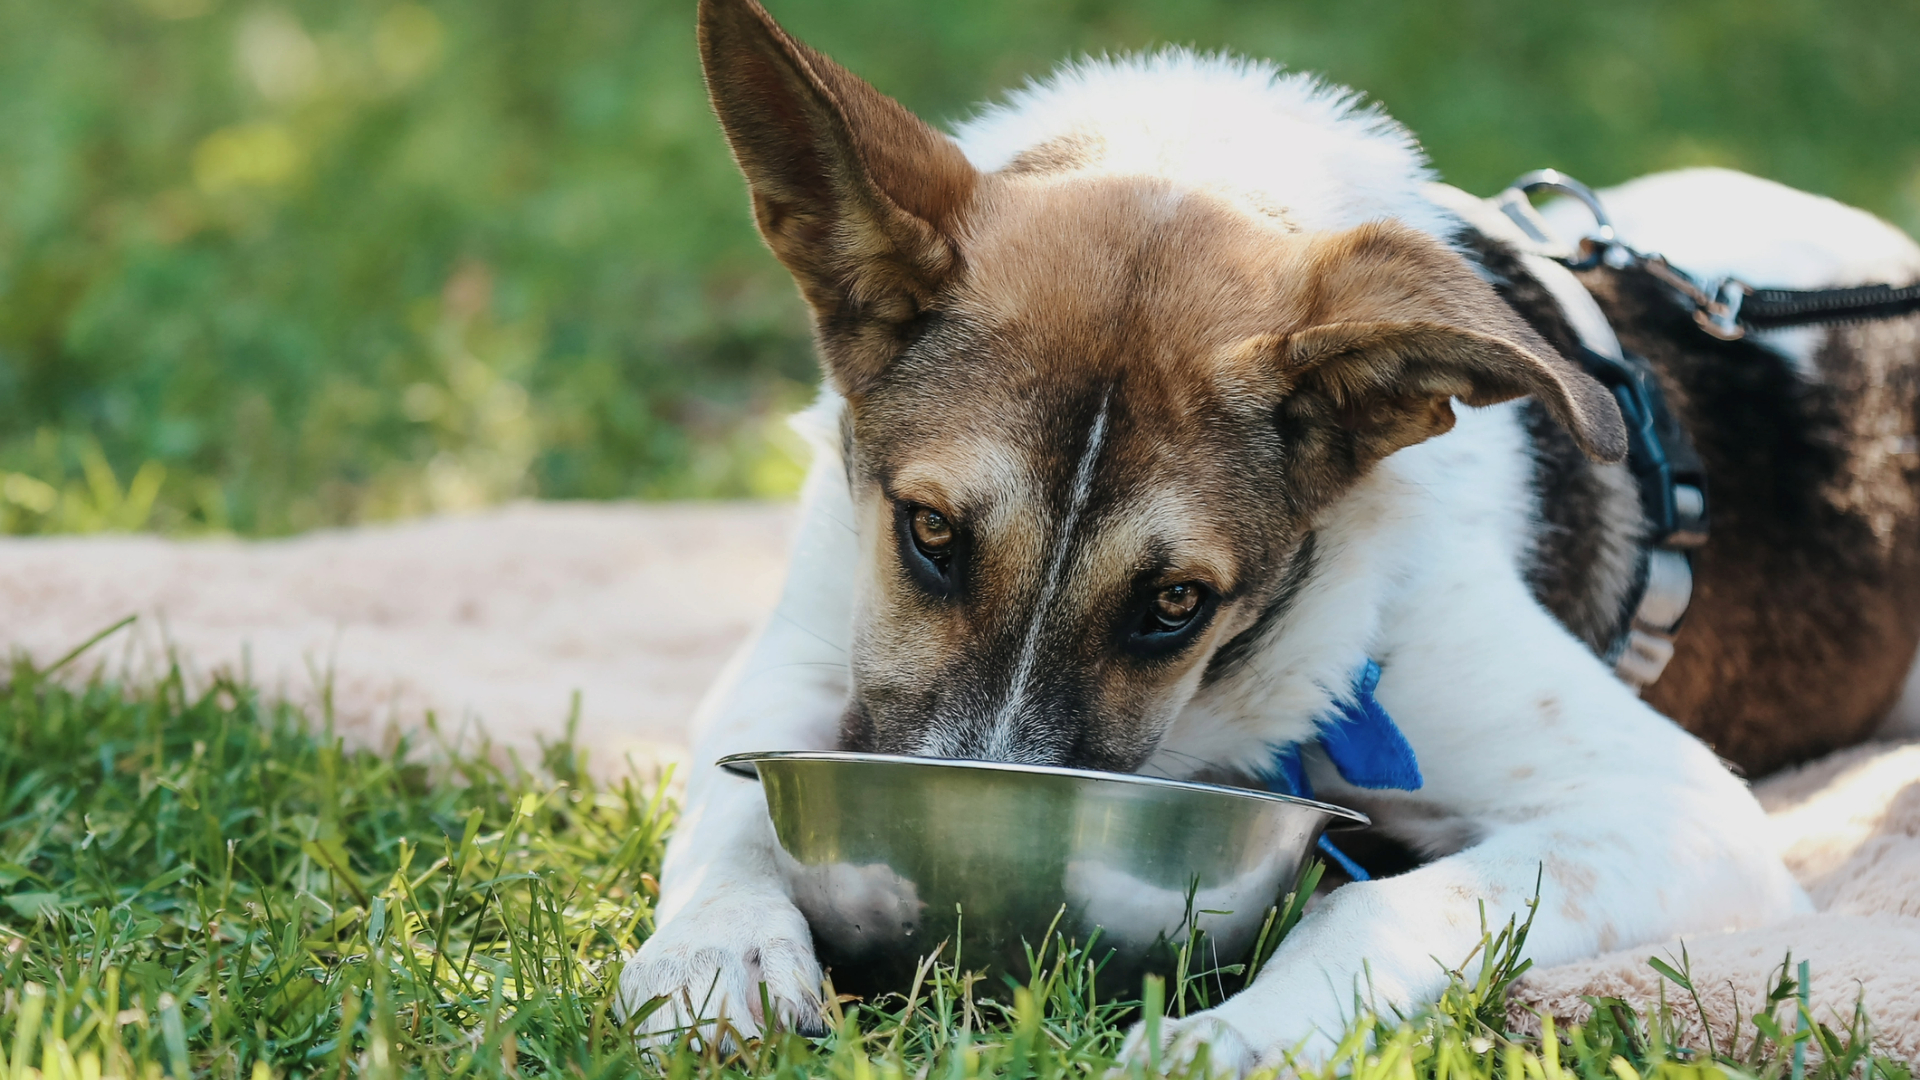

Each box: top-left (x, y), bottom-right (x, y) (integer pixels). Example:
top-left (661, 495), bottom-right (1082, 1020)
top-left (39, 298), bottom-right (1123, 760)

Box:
top-left (1434, 171), bottom-right (1920, 691)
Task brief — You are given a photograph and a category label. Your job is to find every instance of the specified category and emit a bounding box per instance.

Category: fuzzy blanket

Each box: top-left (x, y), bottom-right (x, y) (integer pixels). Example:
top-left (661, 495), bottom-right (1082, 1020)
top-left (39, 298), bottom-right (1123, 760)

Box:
top-left (1514, 739), bottom-right (1920, 1061)
top-left (4, 503), bottom-right (1916, 1056)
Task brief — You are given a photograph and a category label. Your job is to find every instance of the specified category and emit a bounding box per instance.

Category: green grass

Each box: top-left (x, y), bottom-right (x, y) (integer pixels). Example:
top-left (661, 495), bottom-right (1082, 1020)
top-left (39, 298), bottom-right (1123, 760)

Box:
top-left (0, 629), bottom-right (1913, 1080)
top-left (2, 0), bottom-right (1917, 535)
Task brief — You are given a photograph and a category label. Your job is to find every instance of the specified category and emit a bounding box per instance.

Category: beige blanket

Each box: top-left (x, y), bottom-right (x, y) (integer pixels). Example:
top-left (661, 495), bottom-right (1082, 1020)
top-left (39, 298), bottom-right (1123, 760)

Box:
top-left (4, 503), bottom-right (1915, 1057)
top-left (0, 502), bottom-right (794, 773)
top-left (1515, 740), bottom-right (1920, 1061)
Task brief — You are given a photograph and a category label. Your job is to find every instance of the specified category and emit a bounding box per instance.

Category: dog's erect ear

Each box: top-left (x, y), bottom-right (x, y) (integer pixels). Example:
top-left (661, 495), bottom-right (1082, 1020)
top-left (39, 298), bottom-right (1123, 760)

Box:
top-left (698, 0), bottom-right (978, 394)
top-left (1257, 221), bottom-right (1626, 498)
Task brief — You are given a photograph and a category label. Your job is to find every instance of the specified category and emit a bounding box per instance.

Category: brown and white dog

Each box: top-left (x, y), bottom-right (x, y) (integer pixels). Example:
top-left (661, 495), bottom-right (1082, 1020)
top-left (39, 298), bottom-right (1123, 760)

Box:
top-left (618, 0), bottom-right (1920, 1068)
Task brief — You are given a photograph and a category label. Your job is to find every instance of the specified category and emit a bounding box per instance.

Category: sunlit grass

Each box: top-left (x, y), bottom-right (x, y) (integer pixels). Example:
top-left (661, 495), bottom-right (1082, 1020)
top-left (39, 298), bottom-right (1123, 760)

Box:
top-left (0, 629), bottom-right (1911, 1080)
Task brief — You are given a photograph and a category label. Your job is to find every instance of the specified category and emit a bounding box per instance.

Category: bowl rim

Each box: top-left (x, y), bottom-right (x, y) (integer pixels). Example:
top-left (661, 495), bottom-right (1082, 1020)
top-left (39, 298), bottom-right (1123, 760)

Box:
top-left (716, 750), bottom-right (1371, 830)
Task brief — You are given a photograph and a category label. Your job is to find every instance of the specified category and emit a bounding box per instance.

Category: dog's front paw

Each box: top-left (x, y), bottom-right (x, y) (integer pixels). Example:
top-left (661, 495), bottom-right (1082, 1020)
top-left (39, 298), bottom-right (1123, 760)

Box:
top-left (1112, 1012), bottom-right (1261, 1079)
top-left (615, 890), bottom-right (825, 1048)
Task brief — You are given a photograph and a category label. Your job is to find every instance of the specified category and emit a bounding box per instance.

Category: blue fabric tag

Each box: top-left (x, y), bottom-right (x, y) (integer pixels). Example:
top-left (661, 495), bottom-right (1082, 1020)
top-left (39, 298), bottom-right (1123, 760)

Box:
top-left (1316, 660), bottom-right (1423, 791)
top-left (1259, 659), bottom-right (1422, 882)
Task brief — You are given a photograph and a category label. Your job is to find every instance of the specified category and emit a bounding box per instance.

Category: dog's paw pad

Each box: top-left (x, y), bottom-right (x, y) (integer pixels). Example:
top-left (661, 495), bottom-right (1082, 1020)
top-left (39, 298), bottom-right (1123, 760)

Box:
top-left (615, 905), bottom-right (826, 1049)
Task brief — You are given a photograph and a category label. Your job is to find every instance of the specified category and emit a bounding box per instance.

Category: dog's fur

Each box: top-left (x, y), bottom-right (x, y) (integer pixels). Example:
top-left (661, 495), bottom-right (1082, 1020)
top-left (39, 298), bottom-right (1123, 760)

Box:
top-left (618, 0), bottom-right (1920, 1068)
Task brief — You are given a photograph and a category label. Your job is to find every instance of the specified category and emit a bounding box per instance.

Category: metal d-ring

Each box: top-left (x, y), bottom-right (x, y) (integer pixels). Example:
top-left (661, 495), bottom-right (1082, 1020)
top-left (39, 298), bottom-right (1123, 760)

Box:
top-left (1509, 169), bottom-right (1616, 241)
top-left (1504, 169), bottom-right (1620, 269)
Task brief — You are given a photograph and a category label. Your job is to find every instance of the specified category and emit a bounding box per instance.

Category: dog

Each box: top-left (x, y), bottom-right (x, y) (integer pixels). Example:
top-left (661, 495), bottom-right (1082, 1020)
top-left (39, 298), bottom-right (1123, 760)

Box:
top-left (617, 0), bottom-right (1920, 1069)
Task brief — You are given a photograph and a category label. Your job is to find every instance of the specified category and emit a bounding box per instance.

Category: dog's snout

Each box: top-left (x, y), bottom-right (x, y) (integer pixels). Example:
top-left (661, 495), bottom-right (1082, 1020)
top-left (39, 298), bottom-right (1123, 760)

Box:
top-left (840, 675), bottom-right (1115, 768)
top-left (927, 707), bottom-right (1078, 766)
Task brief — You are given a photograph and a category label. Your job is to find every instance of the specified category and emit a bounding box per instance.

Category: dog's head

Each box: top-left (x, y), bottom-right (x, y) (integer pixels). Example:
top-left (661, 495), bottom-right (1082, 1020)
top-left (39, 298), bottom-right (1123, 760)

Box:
top-left (699, 0), bottom-right (1626, 770)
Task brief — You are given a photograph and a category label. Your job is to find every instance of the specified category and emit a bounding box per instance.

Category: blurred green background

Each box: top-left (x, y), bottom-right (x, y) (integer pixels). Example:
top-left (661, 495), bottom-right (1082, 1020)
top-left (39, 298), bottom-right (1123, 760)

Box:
top-left (1, 0), bottom-right (1916, 535)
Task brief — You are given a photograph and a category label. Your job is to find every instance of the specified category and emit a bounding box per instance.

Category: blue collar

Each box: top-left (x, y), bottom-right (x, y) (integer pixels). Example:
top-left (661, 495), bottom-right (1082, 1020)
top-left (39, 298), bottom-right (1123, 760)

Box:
top-left (1259, 659), bottom-right (1421, 881)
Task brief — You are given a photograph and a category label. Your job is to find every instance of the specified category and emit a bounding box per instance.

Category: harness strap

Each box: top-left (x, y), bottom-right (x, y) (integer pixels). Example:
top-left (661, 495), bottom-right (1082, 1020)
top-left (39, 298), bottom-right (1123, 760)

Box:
top-left (1740, 282), bottom-right (1920, 329)
top-left (1428, 182), bottom-right (1700, 691)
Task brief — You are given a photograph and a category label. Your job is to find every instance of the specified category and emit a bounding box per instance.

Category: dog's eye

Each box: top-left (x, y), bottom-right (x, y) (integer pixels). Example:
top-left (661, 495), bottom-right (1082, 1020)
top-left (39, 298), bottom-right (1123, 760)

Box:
top-left (911, 508), bottom-right (953, 554)
top-left (898, 503), bottom-right (961, 596)
top-left (1150, 584), bottom-right (1202, 629)
top-left (1125, 580), bottom-right (1212, 657)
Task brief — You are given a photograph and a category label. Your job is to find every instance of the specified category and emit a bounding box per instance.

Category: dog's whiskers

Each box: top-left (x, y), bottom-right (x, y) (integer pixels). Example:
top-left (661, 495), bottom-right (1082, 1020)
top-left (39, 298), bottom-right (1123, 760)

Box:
top-left (1148, 746), bottom-right (1243, 781)
top-left (771, 612), bottom-right (849, 655)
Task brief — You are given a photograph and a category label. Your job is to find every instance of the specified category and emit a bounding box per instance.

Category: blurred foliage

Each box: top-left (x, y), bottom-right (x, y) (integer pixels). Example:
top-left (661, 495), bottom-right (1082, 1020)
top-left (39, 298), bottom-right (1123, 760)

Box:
top-left (0, 0), bottom-right (1916, 534)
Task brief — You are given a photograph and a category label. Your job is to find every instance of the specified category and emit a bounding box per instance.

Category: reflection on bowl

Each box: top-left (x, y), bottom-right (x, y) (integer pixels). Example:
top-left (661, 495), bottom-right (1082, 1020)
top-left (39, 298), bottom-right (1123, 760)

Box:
top-left (720, 751), bottom-right (1368, 998)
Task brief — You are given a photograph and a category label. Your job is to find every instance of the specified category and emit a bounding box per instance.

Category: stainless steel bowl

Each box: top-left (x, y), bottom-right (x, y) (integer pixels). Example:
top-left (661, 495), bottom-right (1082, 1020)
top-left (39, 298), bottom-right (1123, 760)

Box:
top-left (719, 751), bottom-right (1369, 999)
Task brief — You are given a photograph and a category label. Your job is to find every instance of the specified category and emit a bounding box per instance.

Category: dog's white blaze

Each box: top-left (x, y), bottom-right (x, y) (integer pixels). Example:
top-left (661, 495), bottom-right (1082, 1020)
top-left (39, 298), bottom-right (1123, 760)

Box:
top-left (982, 393), bottom-right (1111, 759)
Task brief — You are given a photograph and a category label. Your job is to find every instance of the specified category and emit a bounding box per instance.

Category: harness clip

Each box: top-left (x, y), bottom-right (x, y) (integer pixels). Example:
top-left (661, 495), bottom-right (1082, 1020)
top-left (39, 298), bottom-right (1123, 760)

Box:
top-left (1640, 255), bottom-right (1752, 340)
top-left (1695, 278), bottom-right (1751, 340)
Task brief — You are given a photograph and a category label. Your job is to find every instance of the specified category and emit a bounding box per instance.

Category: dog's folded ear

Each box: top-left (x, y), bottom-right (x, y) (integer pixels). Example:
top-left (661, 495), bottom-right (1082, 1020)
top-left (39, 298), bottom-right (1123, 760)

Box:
top-left (1254, 220), bottom-right (1626, 497)
top-left (698, 0), bottom-right (978, 395)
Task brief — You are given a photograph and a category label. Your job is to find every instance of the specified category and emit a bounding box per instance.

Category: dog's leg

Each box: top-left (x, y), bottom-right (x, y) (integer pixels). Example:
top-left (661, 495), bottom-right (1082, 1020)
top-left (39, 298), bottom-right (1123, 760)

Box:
top-left (1121, 594), bottom-right (1804, 1074)
top-left (616, 444), bottom-right (856, 1045)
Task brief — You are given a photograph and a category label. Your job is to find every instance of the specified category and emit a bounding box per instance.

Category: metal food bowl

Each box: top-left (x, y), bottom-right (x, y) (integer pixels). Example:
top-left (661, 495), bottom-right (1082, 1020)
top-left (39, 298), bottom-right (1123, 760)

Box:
top-left (718, 751), bottom-right (1369, 999)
